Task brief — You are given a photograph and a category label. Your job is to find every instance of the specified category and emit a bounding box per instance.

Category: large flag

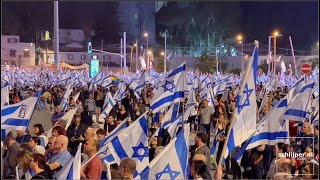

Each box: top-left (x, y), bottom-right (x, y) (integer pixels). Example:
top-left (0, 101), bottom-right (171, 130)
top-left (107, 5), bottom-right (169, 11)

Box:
top-left (234, 92), bottom-right (293, 160)
top-left (282, 81), bottom-right (315, 122)
top-left (1, 91), bottom-right (40, 139)
top-left (56, 143), bottom-right (81, 180)
top-left (60, 84), bottom-right (73, 111)
top-left (1, 82), bottom-right (10, 106)
top-left (66, 143), bottom-right (82, 179)
top-left (150, 62), bottom-right (186, 113)
top-left (140, 124), bottom-right (190, 180)
top-left (98, 113), bottom-right (149, 176)
top-left (113, 82), bottom-right (127, 102)
top-left (213, 74), bottom-right (231, 96)
top-left (223, 42), bottom-right (259, 159)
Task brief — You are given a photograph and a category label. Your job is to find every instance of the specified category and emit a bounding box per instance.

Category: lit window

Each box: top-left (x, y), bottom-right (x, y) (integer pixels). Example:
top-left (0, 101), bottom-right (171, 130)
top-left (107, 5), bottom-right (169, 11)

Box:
top-left (10, 50), bottom-right (16, 57)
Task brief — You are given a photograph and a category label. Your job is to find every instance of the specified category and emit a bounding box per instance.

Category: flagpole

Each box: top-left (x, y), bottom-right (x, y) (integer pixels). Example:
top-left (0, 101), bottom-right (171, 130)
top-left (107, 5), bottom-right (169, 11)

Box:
top-left (217, 41), bottom-right (259, 167)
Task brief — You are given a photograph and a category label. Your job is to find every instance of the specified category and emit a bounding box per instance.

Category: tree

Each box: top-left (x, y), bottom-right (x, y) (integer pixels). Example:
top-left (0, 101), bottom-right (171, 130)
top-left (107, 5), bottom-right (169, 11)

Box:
top-left (196, 53), bottom-right (217, 73)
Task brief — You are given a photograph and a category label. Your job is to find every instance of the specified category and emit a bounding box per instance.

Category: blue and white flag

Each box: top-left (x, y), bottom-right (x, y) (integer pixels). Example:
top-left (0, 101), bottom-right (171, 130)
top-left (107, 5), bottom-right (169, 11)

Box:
top-left (140, 124), bottom-right (190, 180)
top-left (282, 81), bottom-right (315, 122)
top-left (113, 82), bottom-right (127, 102)
top-left (1, 82), bottom-right (10, 106)
top-left (99, 113), bottom-right (149, 176)
top-left (234, 92), bottom-right (293, 160)
top-left (129, 81), bottom-right (145, 99)
top-left (223, 43), bottom-right (259, 159)
top-left (1, 91), bottom-right (40, 139)
top-left (213, 74), bottom-right (231, 96)
top-left (313, 85), bottom-right (319, 100)
top-left (67, 143), bottom-right (81, 179)
top-left (57, 70), bottom-right (71, 85)
top-left (102, 92), bottom-right (116, 117)
top-left (150, 62), bottom-right (186, 113)
top-left (60, 84), bottom-right (73, 111)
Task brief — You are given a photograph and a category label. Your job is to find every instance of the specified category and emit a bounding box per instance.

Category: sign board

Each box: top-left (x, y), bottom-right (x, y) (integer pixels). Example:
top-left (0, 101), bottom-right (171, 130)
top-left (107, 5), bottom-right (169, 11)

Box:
top-left (301, 63), bottom-right (312, 75)
top-left (90, 59), bottom-right (100, 77)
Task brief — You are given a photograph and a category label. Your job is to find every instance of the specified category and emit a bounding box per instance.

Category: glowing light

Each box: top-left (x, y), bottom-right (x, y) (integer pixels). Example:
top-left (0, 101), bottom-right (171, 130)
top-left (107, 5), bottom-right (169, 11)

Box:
top-left (237, 35), bottom-right (243, 41)
top-left (144, 33), bottom-right (148, 37)
top-left (147, 51), bottom-right (152, 55)
top-left (160, 52), bottom-right (164, 56)
top-left (273, 31), bottom-right (279, 36)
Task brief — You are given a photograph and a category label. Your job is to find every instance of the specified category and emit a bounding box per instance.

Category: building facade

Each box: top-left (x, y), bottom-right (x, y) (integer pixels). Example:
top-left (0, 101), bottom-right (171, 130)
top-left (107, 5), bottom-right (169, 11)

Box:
top-left (117, 1), bottom-right (156, 45)
top-left (1, 35), bottom-right (36, 66)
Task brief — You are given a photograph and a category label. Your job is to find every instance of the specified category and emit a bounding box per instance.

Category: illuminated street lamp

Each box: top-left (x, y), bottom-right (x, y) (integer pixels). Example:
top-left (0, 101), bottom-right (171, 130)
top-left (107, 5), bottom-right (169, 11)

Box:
top-left (160, 51), bottom-right (164, 56)
top-left (268, 30), bottom-right (282, 76)
top-left (236, 34), bottom-right (244, 72)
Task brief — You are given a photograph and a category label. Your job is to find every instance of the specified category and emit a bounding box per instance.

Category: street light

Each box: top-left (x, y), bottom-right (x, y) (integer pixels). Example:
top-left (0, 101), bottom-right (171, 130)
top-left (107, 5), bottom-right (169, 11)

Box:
top-left (160, 51), bottom-right (164, 56)
top-left (268, 30), bottom-right (283, 76)
top-left (160, 30), bottom-right (168, 72)
top-left (272, 30), bottom-right (281, 76)
top-left (144, 32), bottom-right (149, 52)
top-left (236, 34), bottom-right (244, 72)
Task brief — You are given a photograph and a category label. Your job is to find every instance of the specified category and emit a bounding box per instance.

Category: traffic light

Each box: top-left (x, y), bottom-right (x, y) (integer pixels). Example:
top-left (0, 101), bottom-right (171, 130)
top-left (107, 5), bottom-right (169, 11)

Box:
top-left (88, 42), bottom-right (92, 54)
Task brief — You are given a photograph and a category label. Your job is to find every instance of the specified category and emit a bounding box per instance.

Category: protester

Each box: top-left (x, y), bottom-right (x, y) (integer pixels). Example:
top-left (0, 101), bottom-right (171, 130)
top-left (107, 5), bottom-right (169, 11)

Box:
top-left (3, 131), bottom-right (20, 178)
top-left (118, 157), bottom-right (136, 180)
top-left (198, 99), bottom-right (215, 146)
top-left (30, 153), bottom-right (51, 179)
top-left (28, 136), bottom-right (46, 155)
top-left (80, 138), bottom-right (103, 180)
top-left (33, 124), bottom-right (49, 147)
top-left (51, 125), bottom-right (67, 137)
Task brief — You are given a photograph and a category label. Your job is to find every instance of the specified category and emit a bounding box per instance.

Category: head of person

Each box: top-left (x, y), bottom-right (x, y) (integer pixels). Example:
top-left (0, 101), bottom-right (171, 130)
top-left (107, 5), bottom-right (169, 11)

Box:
top-left (159, 113), bottom-right (164, 123)
top-left (107, 115), bottom-right (115, 124)
top-left (29, 153), bottom-right (47, 171)
top-left (28, 136), bottom-right (41, 149)
top-left (118, 157), bottom-right (136, 179)
top-left (303, 122), bottom-right (313, 135)
top-left (91, 124), bottom-right (101, 132)
top-left (48, 136), bottom-right (57, 151)
top-left (84, 128), bottom-right (96, 140)
top-left (96, 129), bottom-right (106, 142)
top-left (53, 135), bottom-right (69, 152)
top-left (202, 99), bottom-right (209, 107)
top-left (52, 125), bottom-right (66, 137)
top-left (150, 136), bottom-right (159, 149)
top-left (20, 143), bottom-right (33, 152)
top-left (3, 131), bottom-right (17, 148)
top-left (72, 113), bottom-right (81, 126)
top-left (275, 142), bottom-right (287, 156)
top-left (120, 104), bottom-right (126, 111)
top-left (273, 172), bottom-right (292, 180)
top-left (190, 160), bottom-right (206, 178)
top-left (56, 119), bottom-right (67, 129)
top-left (263, 103), bottom-right (271, 113)
top-left (195, 132), bottom-right (208, 147)
top-left (304, 146), bottom-right (314, 161)
top-left (33, 124), bottom-right (45, 136)
top-left (302, 162), bottom-right (319, 180)
top-left (279, 162), bottom-right (292, 174)
top-left (83, 138), bottom-right (100, 155)
top-left (111, 170), bottom-right (125, 179)
top-left (56, 105), bottom-right (62, 113)
top-left (192, 154), bottom-right (207, 165)
top-left (17, 149), bottom-right (33, 172)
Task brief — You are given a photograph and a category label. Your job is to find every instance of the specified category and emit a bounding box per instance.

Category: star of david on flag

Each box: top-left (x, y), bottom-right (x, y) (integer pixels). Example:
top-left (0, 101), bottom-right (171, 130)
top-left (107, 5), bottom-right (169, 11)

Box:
top-left (155, 164), bottom-right (180, 180)
top-left (132, 142), bottom-right (149, 162)
top-left (162, 80), bottom-right (176, 93)
top-left (222, 42), bottom-right (259, 160)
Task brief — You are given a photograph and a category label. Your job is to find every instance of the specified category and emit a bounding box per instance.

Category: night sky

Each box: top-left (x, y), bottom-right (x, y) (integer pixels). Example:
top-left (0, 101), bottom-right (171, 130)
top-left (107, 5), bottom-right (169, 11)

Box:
top-left (2, 1), bottom-right (318, 51)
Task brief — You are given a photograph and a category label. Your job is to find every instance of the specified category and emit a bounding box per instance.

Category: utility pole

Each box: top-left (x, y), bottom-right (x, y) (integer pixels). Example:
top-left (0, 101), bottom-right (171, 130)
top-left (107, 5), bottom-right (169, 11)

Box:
top-left (120, 38), bottom-right (123, 72)
top-left (53, 1), bottom-right (59, 72)
top-left (123, 32), bottom-right (127, 70)
top-left (135, 40), bottom-right (138, 71)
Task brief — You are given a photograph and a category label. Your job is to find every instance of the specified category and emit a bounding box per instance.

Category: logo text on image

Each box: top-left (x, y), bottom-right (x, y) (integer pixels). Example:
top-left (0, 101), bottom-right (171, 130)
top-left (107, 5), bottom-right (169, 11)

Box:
top-left (276, 136), bottom-right (315, 176)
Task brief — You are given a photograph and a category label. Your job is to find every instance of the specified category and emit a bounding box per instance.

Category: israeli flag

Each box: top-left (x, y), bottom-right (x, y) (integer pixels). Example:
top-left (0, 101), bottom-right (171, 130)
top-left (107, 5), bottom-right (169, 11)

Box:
top-left (223, 43), bottom-right (259, 159)
top-left (150, 62), bottom-right (186, 113)
top-left (60, 84), bottom-right (73, 111)
top-left (57, 143), bottom-right (81, 180)
top-left (213, 74), bottom-right (231, 96)
top-left (1, 91), bottom-right (40, 139)
top-left (66, 143), bottom-right (82, 179)
top-left (98, 113), bottom-right (149, 177)
top-left (1, 82), bottom-right (10, 106)
top-left (129, 81), bottom-right (145, 99)
top-left (234, 92), bottom-right (293, 160)
top-left (57, 70), bottom-right (71, 85)
top-left (113, 82), bottom-right (127, 102)
top-left (99, 120), bottom-right (130, 146)
top-left (102, 92), bottom-right (116, 117)
top-left (313, 85), bottom-right (319, 100)
top-left (101, 75), bottom-right (113, 88)
top-left (282, 81), bottom-right (315, 122)
top-left (140, 124), bottom-right (190, 180)
top-left (161, 103), bottom-right (180, 129)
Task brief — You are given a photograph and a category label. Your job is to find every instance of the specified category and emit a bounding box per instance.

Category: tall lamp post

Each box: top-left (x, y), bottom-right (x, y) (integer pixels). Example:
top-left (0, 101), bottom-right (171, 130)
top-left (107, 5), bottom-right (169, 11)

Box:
top-left (273, 31), bottom-right (281, 76)
top-left (144, 32), bottom-right (148, 53)
top-left (237, 35), bottom-right (244, 73)
top-left (160, 30), bottom-right (168, 72)
top-left (147, 50), bottom-right (152, 70)
top-left (268, 31), bottom-right (282, 76)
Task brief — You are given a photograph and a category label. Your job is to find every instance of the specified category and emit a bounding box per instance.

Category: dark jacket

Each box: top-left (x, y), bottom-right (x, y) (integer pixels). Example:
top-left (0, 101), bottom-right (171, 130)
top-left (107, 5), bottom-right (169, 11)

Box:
top-left (81, 110), bottom-right (93, 127)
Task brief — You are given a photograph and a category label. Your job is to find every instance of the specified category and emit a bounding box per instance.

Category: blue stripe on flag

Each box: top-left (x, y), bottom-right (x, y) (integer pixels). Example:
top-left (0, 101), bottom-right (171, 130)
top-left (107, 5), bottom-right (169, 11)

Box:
top-left (111, 137), bottom-right (128, 159)
top-left (2, 118), bottom-right (29, 126)
top-left (150, 91), bottom-right (184, 110)
top-left (277, 99), bottom-right (288, 108)
top-left (1, 129), bottom-right (6, 140)
top-left (175, 128), bottom-right (188, 177)
top-left (168, 65), bottom-right (185, 78)
top-left (298, 83), bottom-right (314, 93)
top-left (284, 109), bottom-right (307, 118)
top-left (1, 105), bottom-right (21, 116)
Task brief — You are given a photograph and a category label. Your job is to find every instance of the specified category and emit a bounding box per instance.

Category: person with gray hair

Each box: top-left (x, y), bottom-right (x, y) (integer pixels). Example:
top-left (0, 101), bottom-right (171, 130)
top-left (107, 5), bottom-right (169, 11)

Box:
top-left (3, 131), bottom-right (20, 178)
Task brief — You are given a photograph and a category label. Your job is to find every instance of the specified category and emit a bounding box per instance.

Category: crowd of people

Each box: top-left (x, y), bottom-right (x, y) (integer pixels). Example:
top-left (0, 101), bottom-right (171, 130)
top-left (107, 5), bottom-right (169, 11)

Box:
top-left (1, 77), bottom-right (319, 180)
